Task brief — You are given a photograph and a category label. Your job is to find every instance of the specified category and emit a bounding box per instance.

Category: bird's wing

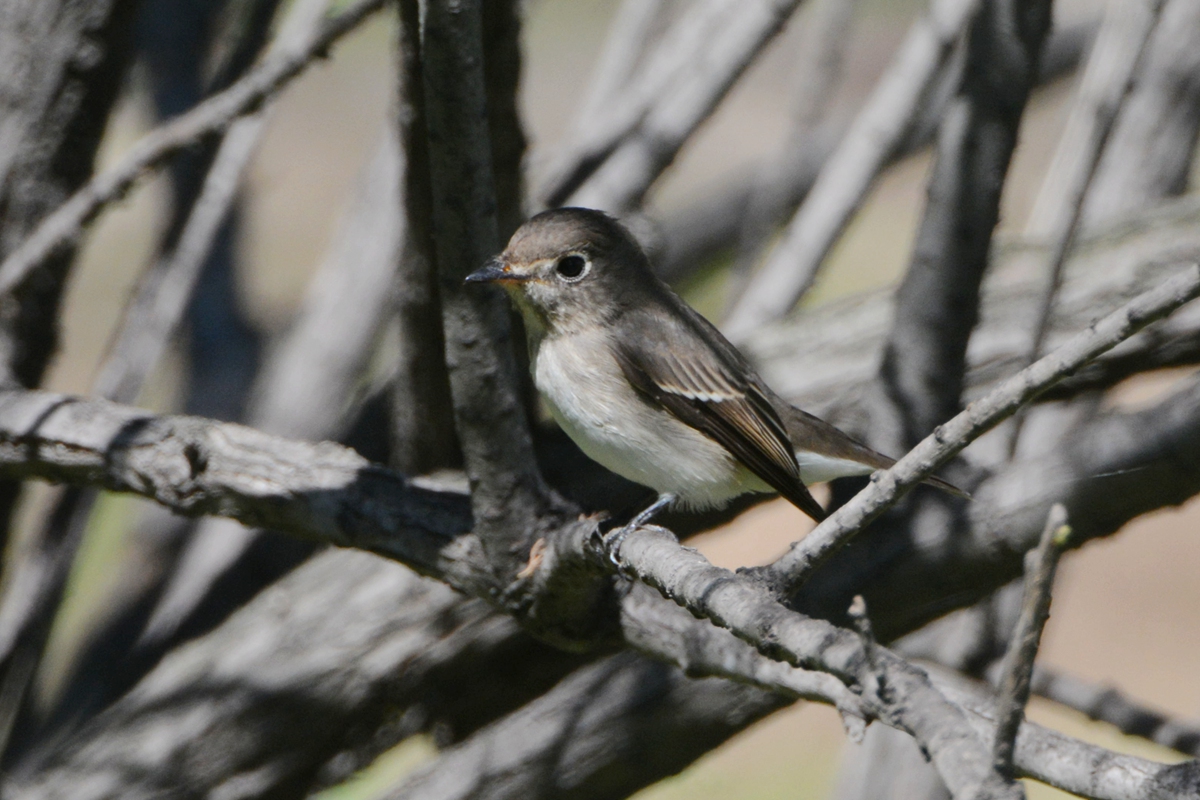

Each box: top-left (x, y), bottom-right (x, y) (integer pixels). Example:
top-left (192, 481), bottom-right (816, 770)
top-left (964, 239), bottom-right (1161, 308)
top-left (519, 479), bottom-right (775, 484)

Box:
top-left (615, 339), bottom-right (828, 522)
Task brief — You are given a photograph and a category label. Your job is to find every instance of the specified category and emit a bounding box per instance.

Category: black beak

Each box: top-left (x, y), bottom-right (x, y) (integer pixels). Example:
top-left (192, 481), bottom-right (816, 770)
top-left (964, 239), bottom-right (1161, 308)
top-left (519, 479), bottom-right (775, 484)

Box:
top-left (465, 258), bottom-right (524, 284)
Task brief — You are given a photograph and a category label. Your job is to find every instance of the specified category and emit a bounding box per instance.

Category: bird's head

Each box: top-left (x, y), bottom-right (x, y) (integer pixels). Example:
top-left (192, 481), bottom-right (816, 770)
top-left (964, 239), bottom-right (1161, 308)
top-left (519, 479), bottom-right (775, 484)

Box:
top-left (466, 207), bottom-right (657, 335)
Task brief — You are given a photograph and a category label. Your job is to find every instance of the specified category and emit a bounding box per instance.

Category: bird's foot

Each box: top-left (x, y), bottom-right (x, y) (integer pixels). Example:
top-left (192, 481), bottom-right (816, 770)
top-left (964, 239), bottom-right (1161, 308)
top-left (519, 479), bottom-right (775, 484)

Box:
top-left (601, 493), bottom-right (675, 568)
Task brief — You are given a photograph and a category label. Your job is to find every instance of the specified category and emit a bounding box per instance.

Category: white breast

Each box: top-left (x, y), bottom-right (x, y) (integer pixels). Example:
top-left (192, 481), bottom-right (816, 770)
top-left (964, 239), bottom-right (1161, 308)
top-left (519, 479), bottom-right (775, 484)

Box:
top-left (531, 331), bottom-right (771, 509)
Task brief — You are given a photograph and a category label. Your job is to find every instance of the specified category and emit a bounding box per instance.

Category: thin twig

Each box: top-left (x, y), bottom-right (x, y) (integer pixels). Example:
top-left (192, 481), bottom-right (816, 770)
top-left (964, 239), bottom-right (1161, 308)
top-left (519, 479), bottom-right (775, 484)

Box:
top-left (723, 0), bottom-right (982, 340)
top-left (760, 264), bottom-right (1200, 595)
top-left (0, 0), bottom-right (387, 299)
top-left (1006, 0), bottom-right (1167, 456)
top-left (992, 503), bottom-right (1070, 779)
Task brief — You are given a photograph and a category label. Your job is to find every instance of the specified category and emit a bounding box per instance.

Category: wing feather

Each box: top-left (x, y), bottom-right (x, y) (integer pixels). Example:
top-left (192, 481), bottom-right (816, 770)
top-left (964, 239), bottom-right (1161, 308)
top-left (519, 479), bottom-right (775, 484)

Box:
top-left (615, 341), bottom-right (827, 521)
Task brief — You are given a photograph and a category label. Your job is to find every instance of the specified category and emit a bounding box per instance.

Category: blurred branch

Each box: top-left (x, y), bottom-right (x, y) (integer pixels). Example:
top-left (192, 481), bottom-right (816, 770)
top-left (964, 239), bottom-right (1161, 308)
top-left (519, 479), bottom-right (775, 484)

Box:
top-left (137, 125), bottom-right (408, 652)
top-left (546, 0), bottom-right (804, 213)
top-left (991, 504), bottom-right (1068, 779)
top-left (1007, 0), bottom-right (1167, 456)
top-left (724, 0), bottom-right (982, 339)
top-left (761, 265), bottom-right (1200, 594)
top-left (936, 671), bottom-right (1200, 800)
top-left (0, 0), bottom-right (342, 758)
top-left (874, 0), bottom-right (1050, 453)
top-left (1025, 0), bottom-right (1167, 237)
top-left (0, 0), bottom-right (388, 300)
top-left (0, 0), bottom-right (141, 600)
top-left (1030, 667), bottom-right (1200, 758)
top-left (96, 0), bottom-right (332, 408)
top-left (730, 0), bottom-right (858, 291)
top-left (743, 201), bottom-right (1200, 441)
top-left (656, 20), bottom-right (1097, 284)
top-left (1083, 0), bottom-right (1200, 225)
top-left (566, 0), bottom-right (678, 148)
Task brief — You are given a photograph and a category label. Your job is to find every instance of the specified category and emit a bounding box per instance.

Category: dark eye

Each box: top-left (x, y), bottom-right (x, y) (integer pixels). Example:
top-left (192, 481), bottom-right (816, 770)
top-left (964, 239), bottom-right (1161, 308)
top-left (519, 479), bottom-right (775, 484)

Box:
top-left (555, 254), bottom-right (587, 280)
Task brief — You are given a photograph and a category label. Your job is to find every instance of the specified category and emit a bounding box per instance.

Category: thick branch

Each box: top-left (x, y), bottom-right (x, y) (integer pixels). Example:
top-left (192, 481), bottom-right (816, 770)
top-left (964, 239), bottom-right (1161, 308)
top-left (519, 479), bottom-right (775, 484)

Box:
top-left (0, 389), bottom-right (476, 584)
top-left (419, 0), bottom-right (551, 570)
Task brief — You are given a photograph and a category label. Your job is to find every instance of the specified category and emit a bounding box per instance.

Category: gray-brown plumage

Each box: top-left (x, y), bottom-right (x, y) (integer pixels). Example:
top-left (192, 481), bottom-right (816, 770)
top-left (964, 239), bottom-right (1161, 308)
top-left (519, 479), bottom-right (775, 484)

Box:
top-left (466, 207), bottom-right (964, 527)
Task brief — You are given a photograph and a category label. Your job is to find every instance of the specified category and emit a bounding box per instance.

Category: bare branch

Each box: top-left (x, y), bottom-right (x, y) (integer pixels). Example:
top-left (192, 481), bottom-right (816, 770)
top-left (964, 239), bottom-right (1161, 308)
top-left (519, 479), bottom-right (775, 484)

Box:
top-left (1006, 0), bottom-right (1167, 456)
top-left (95, 0), bottom-right (332, 408)
top-left (763, 265), bottom-right (1200, 594)
top-left (874, 0), bottom-right (1050, 460)
top-left (0, 0), bottom-right (388, 300)
top-left (723, 0), bottom-right (982, 339)
top-left (729, 0), bottom-right (859, 291)
top-left (0, 389), bottom-right (476, 583)
top-left (1030, 667), bottom-right (1200, 758)
top-left (567, 0), bottom-right (678, 145)
top-left (937, 671), bottom-right (1200, 800)
top-left (139, 127), bottom-right (409, 650)
top-left (551, 0), bottom-right (804, 213)
top-left (656, 19), bottom-right (1098, 284)
top-left (991, 504), bottom-right (1068, 779)
top-left (419, 0), bottom-right (552, 570)
top-left (1084, 0), bottom-right (1200, 224)
top-left (609, 527), bottom-right (1019, 800)
top-left (1025, 0), bottom-right (1168, 237)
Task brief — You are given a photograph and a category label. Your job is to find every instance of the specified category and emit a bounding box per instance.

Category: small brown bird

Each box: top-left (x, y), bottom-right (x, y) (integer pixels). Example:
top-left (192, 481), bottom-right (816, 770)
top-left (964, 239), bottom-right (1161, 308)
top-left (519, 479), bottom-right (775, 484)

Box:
top-left (467, 207), bottom-right (962, 544)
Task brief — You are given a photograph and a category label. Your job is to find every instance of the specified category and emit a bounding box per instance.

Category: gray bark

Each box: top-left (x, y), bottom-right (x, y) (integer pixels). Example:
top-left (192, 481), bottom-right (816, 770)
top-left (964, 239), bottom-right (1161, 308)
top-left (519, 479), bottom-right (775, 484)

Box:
top-left (874, 0), bottom-right (1050, 453)
top-left (1083, 0), bottom-right (1200, 225)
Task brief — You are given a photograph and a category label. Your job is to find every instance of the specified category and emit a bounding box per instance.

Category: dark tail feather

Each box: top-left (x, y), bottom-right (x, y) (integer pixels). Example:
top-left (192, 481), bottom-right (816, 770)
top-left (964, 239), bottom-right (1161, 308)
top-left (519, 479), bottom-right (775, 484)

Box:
top-left (921, 473), bottom-right (971, 500)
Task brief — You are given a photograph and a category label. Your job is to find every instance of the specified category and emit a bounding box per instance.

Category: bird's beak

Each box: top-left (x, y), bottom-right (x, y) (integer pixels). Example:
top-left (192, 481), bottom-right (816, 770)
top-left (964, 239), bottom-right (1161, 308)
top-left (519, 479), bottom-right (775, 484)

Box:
top-left (465, 258), bottom-right (528, 285)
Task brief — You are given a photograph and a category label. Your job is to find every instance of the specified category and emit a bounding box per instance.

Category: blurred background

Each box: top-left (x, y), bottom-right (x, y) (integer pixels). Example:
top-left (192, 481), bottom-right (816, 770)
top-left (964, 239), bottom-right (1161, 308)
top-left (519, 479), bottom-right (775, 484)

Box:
top-left (19, 0), bottom-right (1200, 797)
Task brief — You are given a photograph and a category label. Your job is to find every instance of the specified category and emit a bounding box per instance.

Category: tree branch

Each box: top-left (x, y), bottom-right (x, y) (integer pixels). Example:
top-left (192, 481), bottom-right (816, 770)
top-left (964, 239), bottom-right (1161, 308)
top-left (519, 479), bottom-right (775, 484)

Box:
top-left (655, 19), bottom-right (1097, 285)
top-left (874, 0), bottom-right (1050, 453)
top-left (1030, 666), bottom-right (1200, 758)
top-left (608, 526), bottom-right (1024, 799)
top-left (0, 0), bottom-right (388, 300)
top-left (1006, 0), bottom-right (1167, 456)
top-left (418, 0), bottom-right (552, 572)
top-left (763, 264), bottom-right (1200, 593)
top-left (991, 504), bottom-right (1068, 779)
top-left (547, 0), bottom-right (804, 213)
top-left (1083, 0), bottom-right (1200, 225)
top-left (723, 0), bottom-right (982, 339)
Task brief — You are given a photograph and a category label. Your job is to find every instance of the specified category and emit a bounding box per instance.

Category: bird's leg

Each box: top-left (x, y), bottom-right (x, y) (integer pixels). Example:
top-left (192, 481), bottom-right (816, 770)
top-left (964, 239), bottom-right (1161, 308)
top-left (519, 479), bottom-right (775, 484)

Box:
top-left (604, 492), bottom-right (676, 566)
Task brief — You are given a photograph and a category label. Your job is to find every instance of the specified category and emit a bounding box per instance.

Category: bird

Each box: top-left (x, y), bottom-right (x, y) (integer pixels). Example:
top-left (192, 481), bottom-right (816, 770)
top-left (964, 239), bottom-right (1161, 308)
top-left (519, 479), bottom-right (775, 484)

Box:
top-left (465, 207), bottom-right (964, 555)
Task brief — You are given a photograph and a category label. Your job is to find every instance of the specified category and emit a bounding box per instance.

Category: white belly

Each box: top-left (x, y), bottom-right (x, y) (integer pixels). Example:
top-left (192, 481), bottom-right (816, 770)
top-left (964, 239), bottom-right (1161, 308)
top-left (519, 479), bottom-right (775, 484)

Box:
top-left (532, 332), bottom-right (771, 509)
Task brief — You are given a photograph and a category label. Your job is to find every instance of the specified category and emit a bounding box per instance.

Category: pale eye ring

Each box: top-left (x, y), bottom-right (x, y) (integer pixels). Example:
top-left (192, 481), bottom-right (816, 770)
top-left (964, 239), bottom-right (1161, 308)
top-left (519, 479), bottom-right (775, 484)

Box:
top-left (554, 254), bottom-right (589, 281)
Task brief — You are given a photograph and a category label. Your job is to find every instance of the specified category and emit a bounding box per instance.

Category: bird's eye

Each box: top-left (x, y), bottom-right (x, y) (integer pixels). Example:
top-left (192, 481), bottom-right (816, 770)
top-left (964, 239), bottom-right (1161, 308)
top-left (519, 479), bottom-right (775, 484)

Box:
top-left (554, 254), bottom-right (588, 281)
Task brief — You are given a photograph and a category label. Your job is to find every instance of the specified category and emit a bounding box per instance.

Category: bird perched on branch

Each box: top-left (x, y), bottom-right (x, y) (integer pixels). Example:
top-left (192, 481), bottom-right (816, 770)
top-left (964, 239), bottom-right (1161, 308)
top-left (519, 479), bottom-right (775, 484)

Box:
top-left (467, 207), bottom-right (963, 553)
